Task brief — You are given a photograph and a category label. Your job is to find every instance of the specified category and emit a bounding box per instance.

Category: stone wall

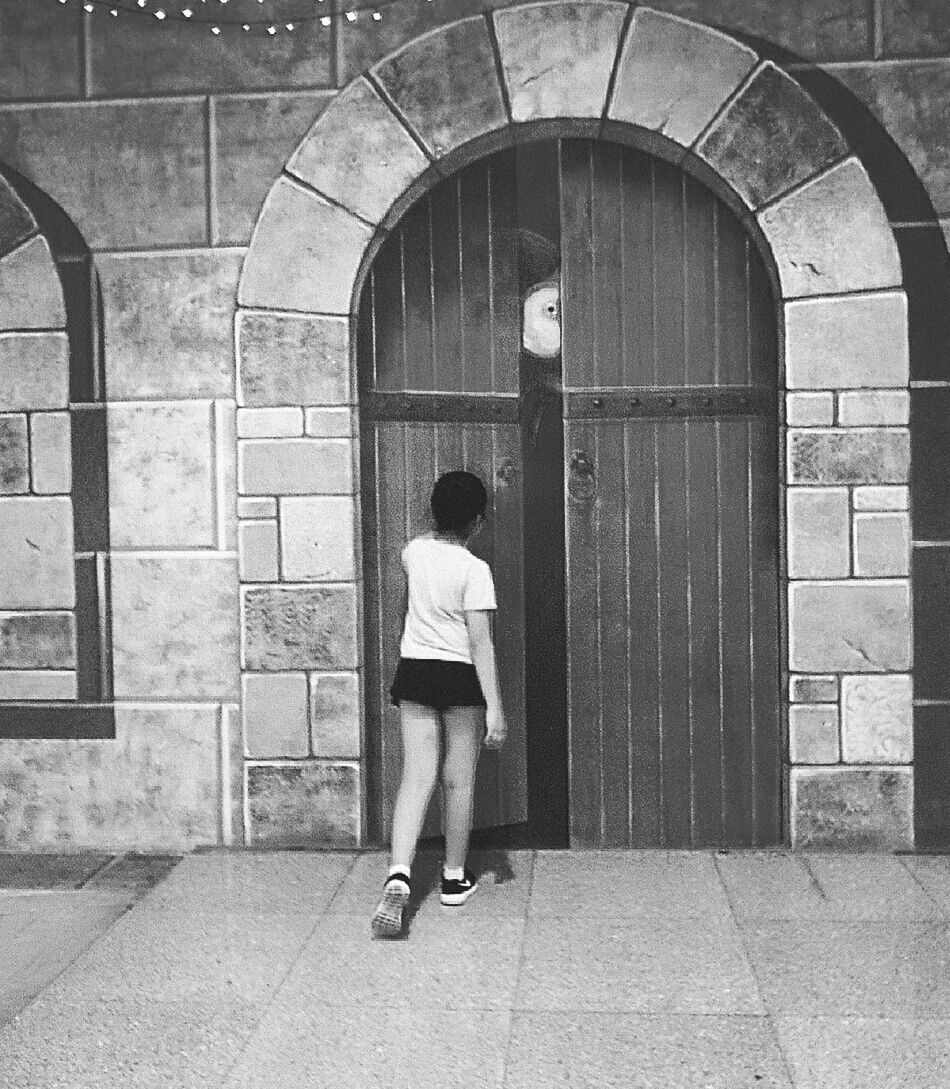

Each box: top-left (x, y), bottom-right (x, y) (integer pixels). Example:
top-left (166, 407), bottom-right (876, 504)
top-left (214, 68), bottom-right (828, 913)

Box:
top-left (0, 0), bottom-right (947, 850)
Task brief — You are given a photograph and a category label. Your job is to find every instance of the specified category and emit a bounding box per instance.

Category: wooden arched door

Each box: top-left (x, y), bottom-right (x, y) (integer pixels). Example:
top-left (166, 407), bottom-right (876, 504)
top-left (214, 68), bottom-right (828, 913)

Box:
top-left (359, 138), bottom-right (781, 848)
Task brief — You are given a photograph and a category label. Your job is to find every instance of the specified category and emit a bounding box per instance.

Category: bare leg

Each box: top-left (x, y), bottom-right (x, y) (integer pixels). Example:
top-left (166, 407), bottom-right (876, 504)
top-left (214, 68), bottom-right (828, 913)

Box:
top-left (389, 701), bottom-right (441, 871)
top-left (441, 705), bottom-right (485, 871)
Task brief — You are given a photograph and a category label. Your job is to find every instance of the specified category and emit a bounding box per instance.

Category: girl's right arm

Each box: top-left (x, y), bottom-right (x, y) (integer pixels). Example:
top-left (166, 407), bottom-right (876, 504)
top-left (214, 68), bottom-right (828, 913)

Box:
top-left (465, 610), bottom-right (507, 749)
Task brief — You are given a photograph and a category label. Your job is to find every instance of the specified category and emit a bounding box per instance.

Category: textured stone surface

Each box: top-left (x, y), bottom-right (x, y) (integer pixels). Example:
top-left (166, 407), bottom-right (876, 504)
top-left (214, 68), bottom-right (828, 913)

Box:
top-left (787, 488), bottom-right (849, 578)
top-left (838, 390), bottom-right (910, 426)
top-left (841, 674), bottom-right (912, 764)
top-left (0, 496), bottom-right (74, 608)
top-left (607, 9), bottom-right (756, 147)
top-left (758, 159), bottom-right (902, 298)
top-left (372, 17), bottom-right (508, 160)
top-left (108, 401), bottom-right (215, 549)
top-left (0, 413), bottom-right (28, 493)
top-left (237, 496), bottom-right (277, 520)
top-left (305, 408), bottom-right (352, 437)
top-left (789, 580), bottom-right (911, 672)
top-left (111, 555), bottom-right (239, 699)
top-left (881, 0), bottom-right (950, 56)
top-left (493, 1), bottom-right (627, 122)
top-left (853, 512), bottom-right (910, 577)
top-left (0, 611), bottom-right (74, 669)
top-left (784, 292), bottom-right (908, 389)
top-left (789, 675), bottom-right (838, 703)
top-left (242, 672), bottom-right (309, 759)
top-left (29, 412), bottom-right (70, 495)
top-left (791, 767), bottom-right (913, 849)
top-left (236, 408), bottom-right (303, 439)
top-left (785, 392), bottom-right (833, 427)
top-left (247, 762), bottom-right (360, 846)
top-left (212, 92), bottom-right (332, 247)
top-left (853, 485), bottom-right (908, 511)
top-left (0, 705), bottom-right (222, 850)
top-left (697, 63), bottom-right (847, 209)
top-left (0, 333), bottom-right (69, 411)
top-left (238, 439), bottom-right (353, 496)
top-left (289, 78), bottom-right (428, 225)
top-left (238, 177), bottom-right (373, 314)
top-left (237, 311), bottom-right (350, 407)
top-left (0, 0), bottom-right (82, 100)
top-left (280, 496), bottom-right (356, 581)
top-left (788, 429), bottom-right (909, 485)
top-left (0, 176), bottom-right (36, 260)
top-left (310, 672), bottom-right (361, 759)
top-left (214, 399), bottom-right (238, 553)
top-left (789, 704), bottom-right (840, 764)
top-left (99, 252), bottom-right (243, 400)
top-left (0, 100), bottom-right (206, 249)
top-left (0, 670), bottom-right (76, 700)
top-left (242, 585), bottom-right (358, 671)
top-left (0, 236), bottom-right (65, 330)
top-left (238, 520), bottom-right (278, 584)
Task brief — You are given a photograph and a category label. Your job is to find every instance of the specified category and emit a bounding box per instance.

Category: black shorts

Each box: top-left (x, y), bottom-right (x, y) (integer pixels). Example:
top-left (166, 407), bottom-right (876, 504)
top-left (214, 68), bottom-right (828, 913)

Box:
top-left (389, 658), bottom-right (486, 713)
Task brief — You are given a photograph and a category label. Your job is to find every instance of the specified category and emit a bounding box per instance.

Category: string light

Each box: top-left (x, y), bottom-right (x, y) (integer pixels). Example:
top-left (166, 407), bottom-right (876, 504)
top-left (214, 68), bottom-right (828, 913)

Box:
top-left (67, 0), bottom-right (393, 31)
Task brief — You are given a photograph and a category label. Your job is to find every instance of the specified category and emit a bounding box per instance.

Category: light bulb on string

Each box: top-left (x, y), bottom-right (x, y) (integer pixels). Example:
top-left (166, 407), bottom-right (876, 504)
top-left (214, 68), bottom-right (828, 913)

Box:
top-left (154, 9), bottom-right (166, 18)
top-left (211, 24), bottom-right (220, 33)
top-left (372, 9), bottom-right (381, 17)
top-left (285, 22), bottom-right (294, 30)
top-left (345, 10), bottom-right (356, 19)
top-left (83, 3), bottom-right (93, 11)
top-left (267, 23), bottom-right (276, 33)
top-left (182, 7), bottom-right (193, 15)
top-left (320, 14), bottom-right (330, 25)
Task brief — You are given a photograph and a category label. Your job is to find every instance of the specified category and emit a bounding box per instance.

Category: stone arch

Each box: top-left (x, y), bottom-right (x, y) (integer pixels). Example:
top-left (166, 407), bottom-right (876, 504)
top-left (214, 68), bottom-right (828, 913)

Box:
top-left (235, 2), bottom-right (912, 850)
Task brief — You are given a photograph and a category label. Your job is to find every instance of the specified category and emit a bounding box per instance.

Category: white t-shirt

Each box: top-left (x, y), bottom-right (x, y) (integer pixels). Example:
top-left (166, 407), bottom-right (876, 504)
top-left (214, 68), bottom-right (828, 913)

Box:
top-left (399, 535), bottom-right (497, 664)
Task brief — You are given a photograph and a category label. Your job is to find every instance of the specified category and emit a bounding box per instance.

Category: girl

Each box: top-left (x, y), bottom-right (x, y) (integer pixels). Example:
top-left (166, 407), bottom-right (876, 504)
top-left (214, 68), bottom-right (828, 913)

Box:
top-left (371, 470), bottom-right (507, 939)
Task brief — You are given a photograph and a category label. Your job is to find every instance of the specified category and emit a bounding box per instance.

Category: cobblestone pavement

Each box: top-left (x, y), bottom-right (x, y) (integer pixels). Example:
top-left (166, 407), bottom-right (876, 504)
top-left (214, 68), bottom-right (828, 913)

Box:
top-left (1, 848), bottom-right (949, 1088)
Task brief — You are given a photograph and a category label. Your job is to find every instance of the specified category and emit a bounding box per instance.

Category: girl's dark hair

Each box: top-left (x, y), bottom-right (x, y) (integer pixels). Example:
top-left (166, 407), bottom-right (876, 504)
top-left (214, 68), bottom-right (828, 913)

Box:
top-left (431, 471), bottom-right (488, 533)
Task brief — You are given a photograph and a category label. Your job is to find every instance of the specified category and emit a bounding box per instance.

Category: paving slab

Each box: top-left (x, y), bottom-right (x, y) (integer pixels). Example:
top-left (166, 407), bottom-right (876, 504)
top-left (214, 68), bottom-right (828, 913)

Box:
top-left (900, 856), bottom-right (950, 914)
top-left (0, 850), bottom-right (113, 888)
top-left (804, 854), bottom-right (945, 919)
top-left (715, 851), bottom-right (832, 920)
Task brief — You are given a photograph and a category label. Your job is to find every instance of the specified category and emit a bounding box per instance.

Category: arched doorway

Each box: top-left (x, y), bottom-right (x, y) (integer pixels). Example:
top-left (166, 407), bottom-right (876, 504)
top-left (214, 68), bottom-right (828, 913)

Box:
top-left (358, 136), bottom-right (780, 848)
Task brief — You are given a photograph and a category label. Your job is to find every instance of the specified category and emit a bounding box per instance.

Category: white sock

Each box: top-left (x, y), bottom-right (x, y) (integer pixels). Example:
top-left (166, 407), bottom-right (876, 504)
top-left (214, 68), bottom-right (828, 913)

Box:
top-left (443, 865), bottom-right (464, 881)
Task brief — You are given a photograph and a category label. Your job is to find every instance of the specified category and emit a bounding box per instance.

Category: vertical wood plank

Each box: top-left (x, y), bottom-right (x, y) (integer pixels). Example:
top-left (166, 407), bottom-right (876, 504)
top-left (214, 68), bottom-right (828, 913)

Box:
top-left (431, 178), bottom-right (463, 393)
top-left (369, 233), bottom-right (405, 391)
top-left (459, 162), bottom-right (493, 393)
top-left (620, 149), bottom-right (654, 387)
top-left (401, 201), bottom-right (435, 391)
top-left (715, 215), bottom-right (749, 386)
top-left (489, 151), bottom-right (521, 395)
top-left (559, 140), bottom-right (595, 390)
top-left (652, 161), bottom-right (686, 387)
top-left (592, 143), bottom-right (624, 389)
top-left (683, 175), bottom-right (717, 387)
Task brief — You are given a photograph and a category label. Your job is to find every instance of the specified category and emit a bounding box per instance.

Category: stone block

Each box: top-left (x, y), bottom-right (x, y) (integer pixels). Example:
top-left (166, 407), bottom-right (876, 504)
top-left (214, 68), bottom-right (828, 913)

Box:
top-left (697, 62), bottom-right (847, 209)
top-left (789, 704), bottom-right (840, 764)
top-left (0, 1), bottom-right (82, 100)
top-left (790, 675), bottom-right (838, 703)
top-left (288, 77), bottom-right (429, 225)
top-left (280, 496), bottom-right (356, 582)
top-left (212, 92), bottom-right (332, 247)
top-left (238, 438), bottom-right (353, 496)
top-left (0, 100), bottom-right (207, 249)
top-left (0, 497), bottom-right (74, 608)
top-left (881, 1), bottom-right (950, 56)
top-left (0, 176), bottom-right (36, 260)
top-left (0, 236), bottom-right (65, 330)
top-left (785, 392), bottom-right (833, 427)
top-left (853, 512), bottom-right (910, 577)
top-left (29, 412), bottom-right (71, 494)
top-left (310, 672), bottom-right (361, 759)
top-left (242, 672), bottom-right (309, 759)
top-left (0, 670), bottom-right (76, 700)
top-left (305, 408), bottom-right (352, 437)
top-left (784, 292), bottom-right (908, 389)
top-left (493, 1), bottom-right (627, 122)
top-left (371, 17), bottom-right (508, 160)
top-left (791, 766), bottom-right (913, 850)
top-left (0, 413), bottom-right (28, 493)
top-left (239, 520), bottom-right (278, 584)
top-left (238, 496), bottom-right (277, 520)
top-left (247, 762), bottom-right (360, 847)
top-left (787, 488), bottom-right (849, 578)
top-left (607, 9), bottom-right (756, 147)
top-left (758, 159), bottom-right (902, 298)
top-left (839, 390), bottom-right (910, 426)
top-left (99, 252), bottom-right (243, 400)
top-left (853, 485), bottom-right (908, 511)
top-left (0, 332), bottom-right (69, 410)
top-left (0, 611), bottom-right (75, 669)
top-left (111, 555), bottom-right (239, 699)
top-left (841, 674), bottom-right (912, 764)
top-left (789, 429), bottom-right (909, 485)
top-left (108, 401), bottom-right (215, 548)
top-left (236, 408), bottom-right (303, 439)
top-left (243, 585), bottom-right (358, 671)
top-left (237, 311), bottom-right (350, 407)
top-left (214, 399), bottom-right (238, 553)
top-left (789, 580), bottom-right (911, 673)
top-left (0, 705), bottom-right (222, 851)
top-left (238, 177), bottom-right (373, 315)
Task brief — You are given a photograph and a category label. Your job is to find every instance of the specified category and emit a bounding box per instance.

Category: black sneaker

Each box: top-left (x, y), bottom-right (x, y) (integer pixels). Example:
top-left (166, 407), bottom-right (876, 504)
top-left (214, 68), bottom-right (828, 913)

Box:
top-left (371, 873), bottom-right (410, 938)
top-left (440, 868), bottom-right (478, 906)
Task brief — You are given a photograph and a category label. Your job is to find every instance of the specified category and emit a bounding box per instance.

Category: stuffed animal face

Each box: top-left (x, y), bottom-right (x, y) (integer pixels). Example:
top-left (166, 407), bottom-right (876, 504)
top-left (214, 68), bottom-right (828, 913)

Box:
top-left (522, 280), bottom-right (561, 358)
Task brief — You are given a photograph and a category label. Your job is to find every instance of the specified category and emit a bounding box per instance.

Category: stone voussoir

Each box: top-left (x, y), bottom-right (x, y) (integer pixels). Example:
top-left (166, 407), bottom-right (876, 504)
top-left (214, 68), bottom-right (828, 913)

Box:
top-left (0, 175), bottom-right (38, 260)
top-left (0, 235), bottom-right (66, 331)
